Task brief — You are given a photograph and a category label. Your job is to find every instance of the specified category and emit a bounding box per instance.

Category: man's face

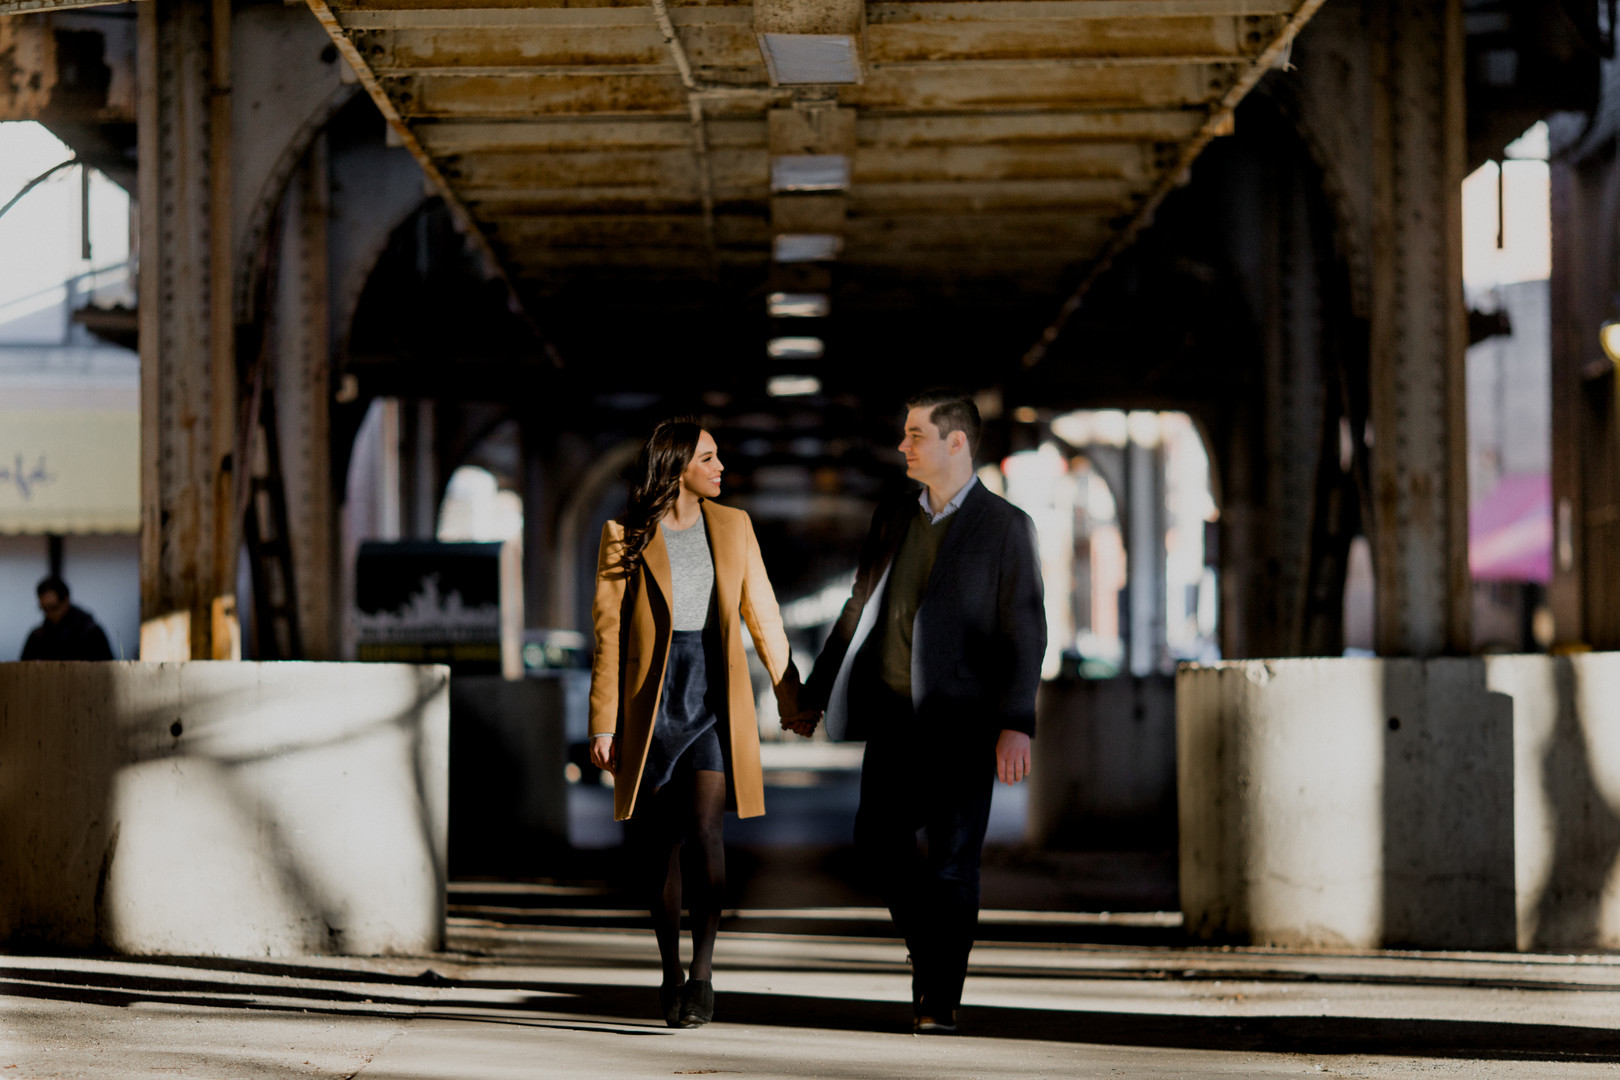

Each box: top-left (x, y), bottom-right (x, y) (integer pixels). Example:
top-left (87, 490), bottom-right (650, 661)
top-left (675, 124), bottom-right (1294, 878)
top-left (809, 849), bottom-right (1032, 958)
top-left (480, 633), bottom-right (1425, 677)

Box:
top-left (38, 590), bottom-right (68, 624)
top-left (899, 406), bottom-right (961, 488)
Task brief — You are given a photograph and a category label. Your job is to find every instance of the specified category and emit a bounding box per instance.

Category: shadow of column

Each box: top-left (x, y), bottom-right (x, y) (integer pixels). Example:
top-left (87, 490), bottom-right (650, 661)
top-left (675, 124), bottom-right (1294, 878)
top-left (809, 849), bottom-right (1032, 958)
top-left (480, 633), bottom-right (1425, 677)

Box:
top-left (1380, 657), bottom-right (1516, 950)
top-left (1527, 656), bottom-right (1620, 948)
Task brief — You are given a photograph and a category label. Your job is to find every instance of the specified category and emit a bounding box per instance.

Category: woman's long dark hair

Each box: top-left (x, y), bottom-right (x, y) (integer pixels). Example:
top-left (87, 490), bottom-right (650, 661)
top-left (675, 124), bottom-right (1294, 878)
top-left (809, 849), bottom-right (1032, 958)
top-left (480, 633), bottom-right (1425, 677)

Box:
top-left (619, 417), bottom-right (704, 572)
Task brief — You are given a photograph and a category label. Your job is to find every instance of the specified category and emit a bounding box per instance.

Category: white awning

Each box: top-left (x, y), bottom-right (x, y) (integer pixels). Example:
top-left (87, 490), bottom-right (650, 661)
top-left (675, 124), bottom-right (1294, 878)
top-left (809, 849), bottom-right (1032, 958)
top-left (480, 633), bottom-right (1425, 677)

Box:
top-left (0, 395), bottom-right (139, 534)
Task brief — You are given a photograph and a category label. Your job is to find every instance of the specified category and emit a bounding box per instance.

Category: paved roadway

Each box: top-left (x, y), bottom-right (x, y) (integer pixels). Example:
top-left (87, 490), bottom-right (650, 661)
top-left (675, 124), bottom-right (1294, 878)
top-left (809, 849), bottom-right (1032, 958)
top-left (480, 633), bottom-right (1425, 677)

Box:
top-left (7, 917), bottom-right (1620, 1078)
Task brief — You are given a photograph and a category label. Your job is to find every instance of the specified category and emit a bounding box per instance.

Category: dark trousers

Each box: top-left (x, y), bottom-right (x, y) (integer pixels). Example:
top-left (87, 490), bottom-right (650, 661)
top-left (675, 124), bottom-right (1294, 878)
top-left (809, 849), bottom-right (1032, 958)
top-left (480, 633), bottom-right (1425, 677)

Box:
top-left (854, 709), bottom-right (995, 1013)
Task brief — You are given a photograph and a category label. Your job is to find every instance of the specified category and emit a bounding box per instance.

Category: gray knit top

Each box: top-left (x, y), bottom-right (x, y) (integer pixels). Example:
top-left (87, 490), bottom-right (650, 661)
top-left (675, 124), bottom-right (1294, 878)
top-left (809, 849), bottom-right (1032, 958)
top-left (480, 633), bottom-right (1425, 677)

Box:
top-left (661, 513), bottom-right (716, 630)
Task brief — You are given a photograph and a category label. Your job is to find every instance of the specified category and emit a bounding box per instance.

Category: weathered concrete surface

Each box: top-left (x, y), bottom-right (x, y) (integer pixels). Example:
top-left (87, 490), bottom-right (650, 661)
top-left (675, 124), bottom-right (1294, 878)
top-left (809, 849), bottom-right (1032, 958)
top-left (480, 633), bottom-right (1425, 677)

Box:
top-left (5, 924), bottom-right (1620, 1077)
top-left (1028, 676), bottom-right (1177, 850)
top-left (1180, 654), bottom-right (1620, 953)
top-left (1487, 654), bottom-right (1620, 951)
top-left (1178, 658), bottom-right (1517, 951)
top-left (0, 661), bottom-right (449, 957)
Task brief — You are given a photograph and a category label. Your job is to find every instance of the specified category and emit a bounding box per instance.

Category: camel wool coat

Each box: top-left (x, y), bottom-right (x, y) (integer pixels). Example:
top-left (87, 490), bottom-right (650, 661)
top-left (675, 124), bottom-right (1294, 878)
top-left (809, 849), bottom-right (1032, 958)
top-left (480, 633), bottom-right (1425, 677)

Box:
top-left (589, 500), bottom-right (800, 821)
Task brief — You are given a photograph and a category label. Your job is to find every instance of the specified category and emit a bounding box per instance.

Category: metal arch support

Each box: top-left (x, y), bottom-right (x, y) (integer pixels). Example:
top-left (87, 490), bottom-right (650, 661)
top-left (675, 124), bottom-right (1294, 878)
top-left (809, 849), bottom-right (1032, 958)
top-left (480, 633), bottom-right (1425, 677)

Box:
top-left (1260, 2), bottom-right (1380, 322)
top-left (549, 438), bottom-right (642, 631)
top-left (326, 137), bottom-right (432, 364)
top-left (300, 0), bottom-right (540, 341)
top-left (266, 135), bottom-right (335, 659)
top-left (230, 3), bottom-right (356, 324)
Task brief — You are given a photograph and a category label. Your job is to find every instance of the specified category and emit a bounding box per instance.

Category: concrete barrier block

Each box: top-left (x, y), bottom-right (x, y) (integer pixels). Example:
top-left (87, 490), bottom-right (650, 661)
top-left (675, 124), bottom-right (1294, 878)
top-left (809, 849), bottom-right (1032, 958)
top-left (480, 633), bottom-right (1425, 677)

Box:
top-left (1178, 657), bottom-right (1515, 951)
top-left (0, 661), bottom-right (448, 956)
top-left (1489, 653), bottom-right (1620, 950)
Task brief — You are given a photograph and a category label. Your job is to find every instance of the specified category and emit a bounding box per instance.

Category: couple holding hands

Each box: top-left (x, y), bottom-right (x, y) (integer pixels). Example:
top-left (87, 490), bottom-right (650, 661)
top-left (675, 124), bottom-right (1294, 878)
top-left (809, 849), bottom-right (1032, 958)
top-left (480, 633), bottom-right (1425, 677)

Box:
top-left (586, 388), bottom-right (1046, 1035)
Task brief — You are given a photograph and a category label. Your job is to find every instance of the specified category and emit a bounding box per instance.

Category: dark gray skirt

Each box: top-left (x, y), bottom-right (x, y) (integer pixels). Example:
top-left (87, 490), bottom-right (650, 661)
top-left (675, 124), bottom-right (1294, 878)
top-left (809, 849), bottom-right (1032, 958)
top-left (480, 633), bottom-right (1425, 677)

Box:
top-left (641, 629), bottom-right (727, 793)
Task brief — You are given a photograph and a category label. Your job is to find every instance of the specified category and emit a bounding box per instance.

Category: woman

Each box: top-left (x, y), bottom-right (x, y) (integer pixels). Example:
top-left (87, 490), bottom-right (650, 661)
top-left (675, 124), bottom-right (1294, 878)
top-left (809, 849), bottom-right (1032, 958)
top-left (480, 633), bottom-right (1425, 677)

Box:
top-left (587, 419), bottom-right (802, 1028)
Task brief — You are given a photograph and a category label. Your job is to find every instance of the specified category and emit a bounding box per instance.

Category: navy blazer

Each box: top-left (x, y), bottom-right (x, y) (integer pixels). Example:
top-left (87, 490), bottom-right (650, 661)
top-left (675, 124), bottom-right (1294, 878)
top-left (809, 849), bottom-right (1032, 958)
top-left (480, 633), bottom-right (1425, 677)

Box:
top-left (805, 480), bottom-right (1046, 742)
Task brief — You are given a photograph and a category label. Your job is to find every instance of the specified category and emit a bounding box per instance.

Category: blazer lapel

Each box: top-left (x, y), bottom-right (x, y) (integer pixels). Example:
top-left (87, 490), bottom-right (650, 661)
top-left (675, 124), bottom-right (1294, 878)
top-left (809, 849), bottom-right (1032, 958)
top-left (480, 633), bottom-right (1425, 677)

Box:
top-left (702, 501), bottom-right (738, 613)
top-left (920, 480), bottom-right (989, 604)
top-left (643, 525), bottom-right (674, 618)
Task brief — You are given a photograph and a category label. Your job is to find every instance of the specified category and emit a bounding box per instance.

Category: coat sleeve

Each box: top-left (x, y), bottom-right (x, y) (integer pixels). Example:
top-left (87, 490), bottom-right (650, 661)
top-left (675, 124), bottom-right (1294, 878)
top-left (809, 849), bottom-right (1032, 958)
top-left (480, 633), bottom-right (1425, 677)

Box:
top-left (803, 499), bottom-right (893, 711)
top-left (588, 520), bottom-right (629, 738)
top-left (995, 509), bottom-right (1047, 736)
top-left (738, 514), bottom-right (801, 714)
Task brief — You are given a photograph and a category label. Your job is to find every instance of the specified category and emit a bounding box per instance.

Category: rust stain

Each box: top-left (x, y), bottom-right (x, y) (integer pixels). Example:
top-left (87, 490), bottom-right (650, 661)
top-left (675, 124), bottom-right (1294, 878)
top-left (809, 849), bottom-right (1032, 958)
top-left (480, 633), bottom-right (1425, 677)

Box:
top-left (0, 19), bottom-right (58, 120)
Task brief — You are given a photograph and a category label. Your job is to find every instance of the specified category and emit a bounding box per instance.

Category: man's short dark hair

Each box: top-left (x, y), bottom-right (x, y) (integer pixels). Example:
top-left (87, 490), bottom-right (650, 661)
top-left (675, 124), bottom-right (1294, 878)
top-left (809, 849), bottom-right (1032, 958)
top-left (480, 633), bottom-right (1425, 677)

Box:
top-left (36, 576), bottom-right (68, 600)
top-left (905, 388), bottom-right (982, 456)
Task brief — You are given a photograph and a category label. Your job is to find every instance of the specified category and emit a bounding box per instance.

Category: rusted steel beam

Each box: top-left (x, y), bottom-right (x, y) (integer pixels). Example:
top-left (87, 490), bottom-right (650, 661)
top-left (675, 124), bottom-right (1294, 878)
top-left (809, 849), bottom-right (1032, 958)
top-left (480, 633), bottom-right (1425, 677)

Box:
top-left (852, 142), bottom-right (1160, 182)
top-left (858, 110), bottom-right (1205, 144)
top-left (448, 141), bottom-right (1154, 189)
top-left (1365, 0), bottom-right (1470, 656)
top-left (335, 5), bottom-right (748, 29)
top-left (0, 18), bottom-right (55, 118)
top-left (439, 147), bottom-right (765, 189)
top-left (868, 1), bottom-right (1295, 17)
top-left (0, 0), bottom-right (134, 14)
top-left (1020, 0), bottom-right (1329, 369)
top-left (868, 13), bottom-right (1284, 66)
top-left (848, 177), bottom-right (1140, 211)
top-left (348, 24), bottom-right (758, 73)
top-left (416, 116), bottom-right (764, 152)
top-left (464, 175), bottom-right (1137, 214)
top-left (412, 110), bottom-right (1204, 155)
top-left (857, 61), bottom-right (1236, 110)
top-left (491, 213), bottom-right (771, 247)
top-left (386, 61), bottom-right (1228, 117)
top-left (137, 0), bottom-right (237, 660)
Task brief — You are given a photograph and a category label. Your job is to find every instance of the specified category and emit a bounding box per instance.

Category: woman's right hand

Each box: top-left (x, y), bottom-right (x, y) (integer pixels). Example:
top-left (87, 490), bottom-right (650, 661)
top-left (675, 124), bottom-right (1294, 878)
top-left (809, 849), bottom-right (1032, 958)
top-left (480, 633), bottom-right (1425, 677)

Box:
top-left (589, 734), bottom-right (618, 775)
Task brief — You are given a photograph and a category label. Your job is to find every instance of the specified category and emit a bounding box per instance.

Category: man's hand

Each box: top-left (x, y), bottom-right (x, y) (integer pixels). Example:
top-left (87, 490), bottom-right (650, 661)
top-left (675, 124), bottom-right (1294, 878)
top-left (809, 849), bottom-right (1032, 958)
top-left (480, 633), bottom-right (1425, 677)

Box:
top-left (589, 734), bottom-right (618, 775)
top-left (780, 710), bottom-right (822, 738)
top-left (995, 730), bottom-right (1031, 785)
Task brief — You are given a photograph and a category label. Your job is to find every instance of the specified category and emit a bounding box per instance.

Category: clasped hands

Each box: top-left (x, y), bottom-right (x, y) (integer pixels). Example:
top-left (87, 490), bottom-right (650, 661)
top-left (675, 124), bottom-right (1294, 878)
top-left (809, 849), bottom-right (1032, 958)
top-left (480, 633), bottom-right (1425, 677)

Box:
top-left (778, 709), bottom-right (822, 738)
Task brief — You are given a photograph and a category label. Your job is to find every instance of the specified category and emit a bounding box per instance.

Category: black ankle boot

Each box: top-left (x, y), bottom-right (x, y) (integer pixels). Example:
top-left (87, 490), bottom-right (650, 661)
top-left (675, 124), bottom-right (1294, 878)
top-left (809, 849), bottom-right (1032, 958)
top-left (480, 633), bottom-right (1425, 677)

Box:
top-left (659, 980), bottom-right (684, 1028)
top-left (678, 979), bottom-right (714, 1027)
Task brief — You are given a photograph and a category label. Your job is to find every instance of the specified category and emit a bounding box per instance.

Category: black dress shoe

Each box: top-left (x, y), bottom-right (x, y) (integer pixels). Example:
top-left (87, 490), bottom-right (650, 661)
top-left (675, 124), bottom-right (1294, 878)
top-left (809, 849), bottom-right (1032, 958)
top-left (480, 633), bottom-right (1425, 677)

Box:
top-left (678, 979), bottom-right (714, 1027)
top-left (660, 980), bottom-right (684, 1028)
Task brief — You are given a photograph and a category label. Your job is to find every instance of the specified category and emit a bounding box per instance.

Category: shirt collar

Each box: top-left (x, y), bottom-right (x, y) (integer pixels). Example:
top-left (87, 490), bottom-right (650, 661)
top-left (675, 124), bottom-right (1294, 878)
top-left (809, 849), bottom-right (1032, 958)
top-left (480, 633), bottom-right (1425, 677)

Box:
top-left (919, 474), bottom-right (978, 524)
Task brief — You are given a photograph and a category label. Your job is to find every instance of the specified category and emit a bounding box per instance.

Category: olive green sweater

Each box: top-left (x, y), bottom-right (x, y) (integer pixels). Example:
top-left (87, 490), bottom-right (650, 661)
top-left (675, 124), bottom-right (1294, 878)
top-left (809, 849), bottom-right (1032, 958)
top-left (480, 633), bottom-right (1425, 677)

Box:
top-left (875, 507), bottom-right (956, 699)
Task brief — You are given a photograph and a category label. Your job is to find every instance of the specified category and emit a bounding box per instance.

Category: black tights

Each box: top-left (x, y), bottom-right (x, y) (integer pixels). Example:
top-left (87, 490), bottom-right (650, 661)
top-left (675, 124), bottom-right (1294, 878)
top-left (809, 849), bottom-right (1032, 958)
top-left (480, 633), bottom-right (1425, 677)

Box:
top-left (638, 768), bottom-right (727, 984)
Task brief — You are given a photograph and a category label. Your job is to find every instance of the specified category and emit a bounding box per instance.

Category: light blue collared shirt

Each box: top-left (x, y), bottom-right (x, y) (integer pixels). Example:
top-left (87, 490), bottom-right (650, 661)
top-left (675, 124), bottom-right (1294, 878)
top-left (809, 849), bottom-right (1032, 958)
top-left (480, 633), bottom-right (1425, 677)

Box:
top-left (919, 474), bottom-right (978, 524)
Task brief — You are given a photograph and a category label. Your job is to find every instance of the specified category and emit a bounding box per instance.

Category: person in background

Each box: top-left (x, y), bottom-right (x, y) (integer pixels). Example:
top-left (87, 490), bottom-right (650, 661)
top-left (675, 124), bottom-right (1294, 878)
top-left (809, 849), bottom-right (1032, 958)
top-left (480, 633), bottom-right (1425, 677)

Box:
top-left (21, 576), bottom-right (114, 661)
top-left (587, 418), bottom-right (806, 1028)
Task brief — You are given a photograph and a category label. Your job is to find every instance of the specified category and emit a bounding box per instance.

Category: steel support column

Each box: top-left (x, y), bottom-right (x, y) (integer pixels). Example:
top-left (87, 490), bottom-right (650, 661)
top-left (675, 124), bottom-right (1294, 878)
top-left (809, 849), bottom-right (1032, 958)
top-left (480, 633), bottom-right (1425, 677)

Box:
top-left (137, 0), bottom-right (238, 660)
top-left (272, 136), bottom-right (336, 658)
top-left (1366, 0), bottom-right (1471, 656)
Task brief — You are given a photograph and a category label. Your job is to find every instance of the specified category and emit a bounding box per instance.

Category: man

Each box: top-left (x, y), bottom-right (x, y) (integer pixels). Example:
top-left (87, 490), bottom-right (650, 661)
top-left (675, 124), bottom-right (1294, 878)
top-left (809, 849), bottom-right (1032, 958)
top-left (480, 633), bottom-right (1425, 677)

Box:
top-left (21, 576), bottom-right (114, 661)
top-left (792, 388), bottom-right (1046, 1034)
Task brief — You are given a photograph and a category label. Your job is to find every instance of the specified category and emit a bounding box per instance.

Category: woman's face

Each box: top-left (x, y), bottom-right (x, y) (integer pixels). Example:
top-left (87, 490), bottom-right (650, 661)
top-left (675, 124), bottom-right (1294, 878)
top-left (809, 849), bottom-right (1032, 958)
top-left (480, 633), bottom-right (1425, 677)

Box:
top-left (680, 430), bottom-right (724, 499)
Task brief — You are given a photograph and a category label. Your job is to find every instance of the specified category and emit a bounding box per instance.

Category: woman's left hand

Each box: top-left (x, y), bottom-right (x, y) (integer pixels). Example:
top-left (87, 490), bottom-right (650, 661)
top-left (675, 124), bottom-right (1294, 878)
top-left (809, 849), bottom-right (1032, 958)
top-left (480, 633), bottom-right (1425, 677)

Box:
top-left (589, 734), bottom-right (618, 775)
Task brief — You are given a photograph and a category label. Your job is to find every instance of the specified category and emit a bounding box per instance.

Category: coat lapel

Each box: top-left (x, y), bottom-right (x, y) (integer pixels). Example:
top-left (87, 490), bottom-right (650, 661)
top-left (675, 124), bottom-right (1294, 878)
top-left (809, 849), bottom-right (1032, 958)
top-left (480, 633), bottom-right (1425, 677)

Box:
top-left (643, 525), bottom-right (674, 618)
top-left (920, 479), bottom-right (989, 604)
top-left (702, 501), bottom-right (739, 615)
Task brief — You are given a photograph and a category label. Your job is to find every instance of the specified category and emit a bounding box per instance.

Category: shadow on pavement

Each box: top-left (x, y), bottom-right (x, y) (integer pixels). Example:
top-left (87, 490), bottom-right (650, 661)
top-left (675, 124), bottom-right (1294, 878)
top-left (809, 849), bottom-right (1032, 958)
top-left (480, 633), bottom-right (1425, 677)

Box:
top-left (518, 979), bottom-right (1620, 1062)
top-left (4, 963), bottom-right (1619, 1062)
